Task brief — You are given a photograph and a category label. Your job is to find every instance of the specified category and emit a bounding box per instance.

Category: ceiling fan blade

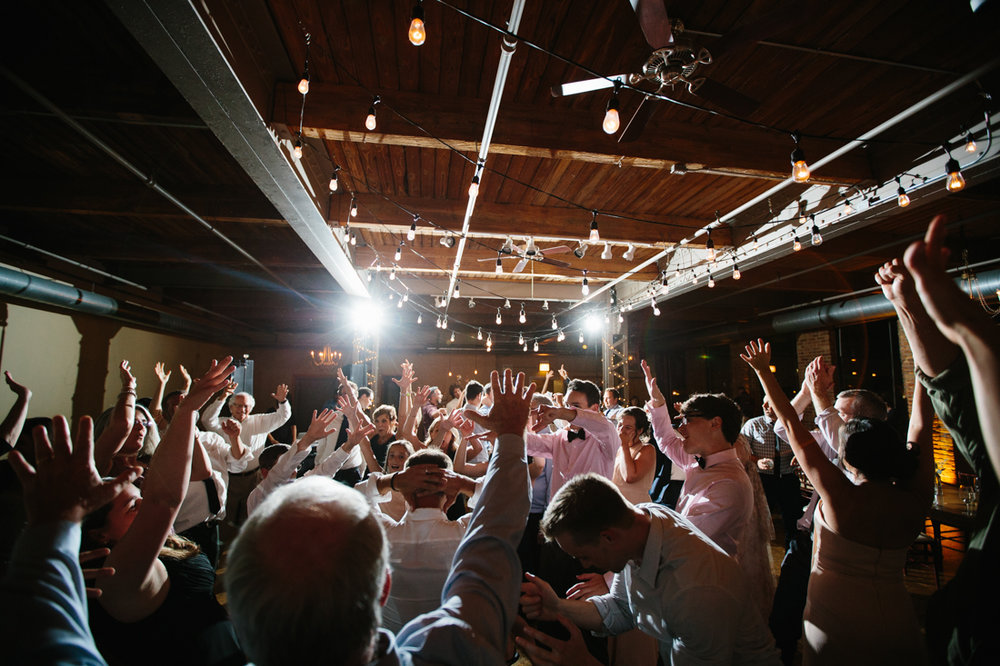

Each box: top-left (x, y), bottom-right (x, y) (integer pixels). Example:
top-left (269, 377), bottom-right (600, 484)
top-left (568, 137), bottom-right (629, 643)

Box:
top-left (707, 1), bottom-right (808, 61)
top-left (539, 257), bottom-right (571, 269)
top-left (618, 93), bottom-right (660, 143)
top-left (693, 78), bottom-right (760, 117)
top-left (539, 245), bottom-right (572, 255)
top-left (513, 258), bottom-right (528, 273)
top-left (630, 0), bottom-right (673, 49)
top-left (551, 74), bottom-right (629, 98)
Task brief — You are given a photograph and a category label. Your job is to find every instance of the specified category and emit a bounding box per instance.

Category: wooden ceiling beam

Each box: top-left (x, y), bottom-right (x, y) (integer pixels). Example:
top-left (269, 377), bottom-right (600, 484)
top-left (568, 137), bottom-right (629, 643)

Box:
top-left (275, 83), bottom-right (870, 183)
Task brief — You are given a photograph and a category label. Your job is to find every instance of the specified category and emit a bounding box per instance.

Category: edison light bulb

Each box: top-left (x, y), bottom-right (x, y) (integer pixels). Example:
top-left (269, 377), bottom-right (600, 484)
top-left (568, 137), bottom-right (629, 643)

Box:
top-left (793, 236), bottom-right (802, 252)
top-left (495, 257), bottom-right (503, 274)
top-left (652, 302), bottom-right (661, 316)
top-left (297, 77), bottom-right (309, 95)
top-left (733, 266), bottom-right (741, 280)
top-left (351, 201), bottom-right (358, 217)
top-left (407, 221), bottom-right (416, 241)
top-left (945, 158), bottom-right (966, 192)
top-left (496, 310), bottom-right (502, 325)
top-left (792, 159), bottom-right (810, 182)
top-left (897, 188), bottom-right (910, 207)
top-left (518, 332), bottom-right (524, 345)
top-left (811, 225), bottom-right (823, 246)
top-left (708, 276), bottom-right (715, 288)
top-left (365, 112), bottom-right (377, 131)
top-left (706, 245), bottom-right (716, 262)
top-left (468, 176), bottom-right (479, 197)
top-left (293, 142), bottom-right (303, 159)
top-left (582, 278), bottom-right (590, 296)
top-left (602, 106), bottom-right (620, 134)
top-left (408, 17), bottom-right (426, 46)
top-left (477, 328), bottom-right (483, 340)
top-left (329, 175), bottom-right (338, 191)
top-left (533, 341), bottom-right (539, 352)
top-left (394, 246), bottom-right (402, 262)
top-left (965, 134), bottom-right (977, 153)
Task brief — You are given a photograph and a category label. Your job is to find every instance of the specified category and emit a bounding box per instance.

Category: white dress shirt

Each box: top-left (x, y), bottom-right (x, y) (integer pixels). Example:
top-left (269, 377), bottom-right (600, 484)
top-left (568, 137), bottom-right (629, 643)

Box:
top-left (174, 430), bottom-right (249, 532)
top-left (648, 404), bottom-right (753, 557)
top-left (245, 445), bottom-right (311, 517)
top-left (524, 408), bottom-right (619, 500)
top-left (590, 504), bottom-right (780, 665)
top-left (201, 397), bottom-right (291, 471)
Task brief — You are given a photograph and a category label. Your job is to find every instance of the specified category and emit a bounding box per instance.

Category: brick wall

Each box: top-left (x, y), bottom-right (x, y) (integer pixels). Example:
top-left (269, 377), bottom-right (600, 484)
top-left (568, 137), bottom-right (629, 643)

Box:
top-left (795, 330), bottom-right (834, 428)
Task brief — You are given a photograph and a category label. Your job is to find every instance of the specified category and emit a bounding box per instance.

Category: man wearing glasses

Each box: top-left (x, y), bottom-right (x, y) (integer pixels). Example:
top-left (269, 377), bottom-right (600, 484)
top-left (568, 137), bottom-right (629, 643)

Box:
top-left (640, 361), bottom-right (752, 557)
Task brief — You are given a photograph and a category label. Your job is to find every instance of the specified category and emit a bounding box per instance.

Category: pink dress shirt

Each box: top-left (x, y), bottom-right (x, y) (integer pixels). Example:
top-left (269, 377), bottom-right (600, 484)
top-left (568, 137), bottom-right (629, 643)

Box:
top-left (648, 403), bottom-right (753, 557)
top-left (525, 408), bottom-right (620, 500)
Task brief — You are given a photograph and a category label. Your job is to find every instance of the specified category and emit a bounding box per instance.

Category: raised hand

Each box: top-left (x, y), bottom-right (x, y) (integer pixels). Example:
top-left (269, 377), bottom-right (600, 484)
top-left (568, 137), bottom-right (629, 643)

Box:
top-left (558, 364), bottom-right (569, 381)
top-left (178, 364), bottom-right (192, 392)
top-left (344, 422), bottom-right (376, 450)
top-left (391, 463), bottom-right (447, 495)
top-left (119, 360), bottom-right (136, 391)
top-left (304, 408), bottom-right (339, 442)
top-left (153, 361), bottom-right (171, 385)
top-left (9, 416), bottom-right (140, 525)
top-left (463, 369), bottom-right (535, 437)
top-left (565, 572), bottom-right (609, 601)
top-left (640, 359), bottom-right (666, 407)
top-left (4, 371), bottom-right (30, 399)
top-left (272, 384), bottom-right (290, 403)
top-left (740, 339), bottom-right (772, 372)
top-left (222, 380), bottom-right (238, 397)
top-left (875, 257), bottom-right (919, 309)
top-left (220, 418), bottom-right (241, 440)
top-left (180, 358), bottom-right (236, 413)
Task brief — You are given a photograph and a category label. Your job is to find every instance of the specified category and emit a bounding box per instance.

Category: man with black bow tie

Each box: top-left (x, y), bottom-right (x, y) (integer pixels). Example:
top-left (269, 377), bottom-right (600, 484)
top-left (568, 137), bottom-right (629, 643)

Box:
top-left (641, 361), bottom-right (752, 558)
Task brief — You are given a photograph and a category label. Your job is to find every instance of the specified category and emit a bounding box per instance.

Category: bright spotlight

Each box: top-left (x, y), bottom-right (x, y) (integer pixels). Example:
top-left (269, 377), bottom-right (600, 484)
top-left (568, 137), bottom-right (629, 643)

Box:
top-left (353, 298), bottom-right (384, 333)
top-left (583, 313), bottom-right (602, 335)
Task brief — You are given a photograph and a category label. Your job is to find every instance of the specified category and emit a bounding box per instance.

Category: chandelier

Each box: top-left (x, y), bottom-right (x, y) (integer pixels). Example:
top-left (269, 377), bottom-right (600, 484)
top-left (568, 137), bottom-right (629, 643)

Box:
top-left (309, 346), bottom-right (341, 367)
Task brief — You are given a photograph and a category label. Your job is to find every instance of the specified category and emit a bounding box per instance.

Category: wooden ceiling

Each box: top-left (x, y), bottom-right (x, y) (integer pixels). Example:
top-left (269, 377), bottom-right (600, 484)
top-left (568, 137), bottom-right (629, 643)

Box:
top-left (1, 0), bottom-right (998, 350)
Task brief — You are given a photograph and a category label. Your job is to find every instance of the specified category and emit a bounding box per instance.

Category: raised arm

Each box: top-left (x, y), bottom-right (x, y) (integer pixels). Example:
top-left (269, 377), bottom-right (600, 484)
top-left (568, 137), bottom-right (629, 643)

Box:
top-left (219, 418), bottom-right (247, 461)
top-left (742, 340), bottom-right (852, 504)
top-left (94, 361), bottom-right (137, 476)
top-left (98, 358), bottom-right (234, 620)
top-left (177, 364), bottom-right (192, 394)
top-left (540, 370), bottom-right (554, 396)
top-left (1, 371), bottom-right (32, 452)
top-left (150, 361), bottom-right (171, 422)
top-left (200, 380), bottom-right (236, 433)
top-left (619, 437), bottom-right (655, 484)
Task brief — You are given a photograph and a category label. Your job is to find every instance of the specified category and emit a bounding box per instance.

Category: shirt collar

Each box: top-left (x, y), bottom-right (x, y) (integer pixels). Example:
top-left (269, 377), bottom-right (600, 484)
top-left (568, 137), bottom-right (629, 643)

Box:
top-left (700, 446), bottom-right (739, 468)
top-left (403, 507), bottom-right (447, 521)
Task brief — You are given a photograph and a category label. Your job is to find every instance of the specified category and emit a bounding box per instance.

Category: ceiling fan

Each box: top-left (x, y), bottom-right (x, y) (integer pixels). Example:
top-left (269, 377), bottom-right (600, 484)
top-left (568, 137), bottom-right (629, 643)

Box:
top-left (551, 0), bottom-right (804, 142)
top-left (478, 237), bottom-right (572, 273)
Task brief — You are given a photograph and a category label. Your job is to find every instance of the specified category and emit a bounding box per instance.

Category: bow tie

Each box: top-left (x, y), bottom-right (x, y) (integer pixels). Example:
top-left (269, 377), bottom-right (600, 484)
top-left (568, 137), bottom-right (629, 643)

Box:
top-left (567, 428), bottom-right (587, 442)
top-left (695, 455), bottom-right (706, 469)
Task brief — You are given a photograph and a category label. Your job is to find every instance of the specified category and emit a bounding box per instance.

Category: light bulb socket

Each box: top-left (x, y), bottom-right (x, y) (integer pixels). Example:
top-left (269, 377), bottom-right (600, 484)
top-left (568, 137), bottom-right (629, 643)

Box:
top-left (790, 146), bottom-right (805, 165)
top-left (411, 2), bottom-right (424, 21)
top-left (606, 92), bottom-right (619, 113)
top-left (945, 157), bottom-right (961, 176)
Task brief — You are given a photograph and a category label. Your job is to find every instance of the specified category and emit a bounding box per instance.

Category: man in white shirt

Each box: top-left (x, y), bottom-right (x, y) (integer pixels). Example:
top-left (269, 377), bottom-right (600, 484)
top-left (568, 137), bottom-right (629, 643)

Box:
top-left (520, 474), bottom-right (779, 665)
top-left (603, 388), bottom-right (624, 421)
top-left (201, 380), bottom-right (291, 526)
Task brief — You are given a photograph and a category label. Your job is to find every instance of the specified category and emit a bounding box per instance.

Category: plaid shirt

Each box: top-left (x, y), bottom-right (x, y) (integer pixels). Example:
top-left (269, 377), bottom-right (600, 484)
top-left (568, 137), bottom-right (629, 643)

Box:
top-left (740, 414), bottom-right (795, 475)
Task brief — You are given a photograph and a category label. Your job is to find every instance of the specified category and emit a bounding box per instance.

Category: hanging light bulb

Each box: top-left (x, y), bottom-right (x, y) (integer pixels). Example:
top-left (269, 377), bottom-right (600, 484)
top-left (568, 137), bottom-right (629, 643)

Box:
top-left (652, 300), bottom-right (661, 316)
top-left (551, 315), bottom-right (558, 329)
top-left (468, 174), bottom-right (480, 197)
top-left (350, 231), bottom-right (357, 246)
top-left (557, 330), bottom-right (565, 342)
top-left (751, 234), bottom-right (759, 251)
top-left (394, 243), bottom-right (402, 262)
top-left (708, 275), bottom-right (716, 288)
top-left (842, 198), bottom-right (853, 215)
top-left (468, 297), bottom-right (475, 308)
top-left (453, 282), bottom-right (461, 298)
top-left (293, 135), bottom-right (303, 159)
top-left (589, 211), bottom-right (600, 242)
top-left (601, 243), bottom-right (612, 260)
top-left (579, 332), bottom-right (585, 343)
top-left (329, 168), bottom-right (339, 192)
top-left (945, 155), bottom-right (966, 192)
top-left (733, 262), bottom-right (741, 280)
top-left (408, 1), bottom-right (426, 46)
top-left (389, 265), bottom-right (396, 280)
top-left (705, 228), bottom-right (716, 262)
top-left (350, 198), bottom-right (358, 217)
top-left (793, 235), bottom-right (802, 252)
top-left (604, 312), bottom-right (610, 324)
top-left (691, 272), bottom-right (698, 285)
top-left (297, 34), bottom-right (310, 94)
top-left (407, 216), bottom-right (417, 241)
top-left (542, 300), bottom-right (549, 311)
top-left (366, 268), bottom-right (372, 281)
top-left (496, 308), bottom-right (502, 325)
top-left (790, 131), bottom-right (810, 182)
top-left (603, 84), bottom-right (621, 134)
top-left (396, 297), bottom-right (404, 309)
top-left (623, 244), bottom-right (635, 261)
top-left (522, 342), bottom-right (528, 352)
top-left (476, 327), bottom-right (483, 340)
top-left (519, 303), bottom-right (526, 324)
top-left (365, 96), bottom-right (380, 131)
top-left (533, 340), bottom-right (540, 352)
top-left (495, 255), bottom-right (503, 274)
top-left (441, 315), bottom-right (448, 329)
top-left (581, 272), bottom-right (590, 296)
top-left (486, 332), bottom-right (492, 346)
top-left (896, 178), bottom-right (910, 207)
top-left (435, 316), bottom-right (441, 329)
top-left (518, 332), bottom-right (524, 345)
top-left (504, 298), bottom-right (511, 309)
top-left (618, 311), bottom-right (624, 323)
top-left (811, 215), bottom-right (823, 246)
top-left (450, 331), bottom-right (456, 342)
top-left (402, 292), bottom-right (409, 302)
top-left (965, 131), bottom-right (977, 153)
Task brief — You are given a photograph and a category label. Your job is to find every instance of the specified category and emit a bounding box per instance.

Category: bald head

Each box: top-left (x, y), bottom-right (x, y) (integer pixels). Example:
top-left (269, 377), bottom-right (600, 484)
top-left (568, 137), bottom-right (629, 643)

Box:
top-left (225, 477), bottom-right (388, 666)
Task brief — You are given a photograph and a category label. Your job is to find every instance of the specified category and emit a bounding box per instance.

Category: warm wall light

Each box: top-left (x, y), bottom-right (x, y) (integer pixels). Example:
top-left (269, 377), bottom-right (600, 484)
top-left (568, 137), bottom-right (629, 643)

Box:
top-left (539, 362), bottom-right (550, 373)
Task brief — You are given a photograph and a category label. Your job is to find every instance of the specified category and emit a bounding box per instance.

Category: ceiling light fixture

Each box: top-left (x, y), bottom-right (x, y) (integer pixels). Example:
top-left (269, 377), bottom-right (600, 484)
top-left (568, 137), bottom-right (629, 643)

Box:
top-left (408, 1), bottom-right (426, 46)
top-left (790, 130), bottom-right (810, 182)
top-left (896, 177), bottom-right (910, 207)
top-left (468, 174), bottom-right (480, 197)
top-left (297, 33), bottom-right (311, 94)
top-left (603, 82), bottom-right (621, 134)
top-left (293, 134), bottom-right (303, 160)
top-left (944, 145), bottom-right (966, 192)
top-left (407, 215), bottom-right (418, 241)
top-left (733, 262), bottom-right (741, 280)
top-left (601, 243), bottom-right (612, 260)
top-left (793, 234), bottom-right (802, 252)
top-left (496, 308), bottom-right (502, 325)
top-left (365, 95), bottom-right (380, 131)
top-left (964, 129), bottom-right (977, 153)
top-left (623, 244), bottom-right (635, 261)
top-left (329, 166), bottom-right (340, 192)
top-left (589, 210), bottom-right (600, 242)
top-left (811, 215), bottom-right (823, 246)
top-left (706, 225), bottom-right (716, 263)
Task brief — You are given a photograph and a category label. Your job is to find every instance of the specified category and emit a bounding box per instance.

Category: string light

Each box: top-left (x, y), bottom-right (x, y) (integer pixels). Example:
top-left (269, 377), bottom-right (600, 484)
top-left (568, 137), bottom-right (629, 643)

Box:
top-left (417, 313), bottom-right (422, 324)
top-left (523, 342), bottom-right (528, 352)
top-left (542, 300), bottom-right (549, 311)
top-left (691, 272), bottom-right (698, 285)
top-left (453, 281), bottom-right (461, 298)
top-left (495, 254), bottom-right (503, 274)
top-left (477, 327), bottom-right (483, 340)
top-left (450, 331), bottom-right (456, 342)
top-left (365, 96), bottom-right (380, 131)
top-left (441, 315), bottom-right (448, 329)
top-left (408, 1), bottom-right (426, 46)
top-left (435, 315), bottom-right (442, 328)
top-left (618, 311), bottom-right (624, 323)
top-left (496, 308), bottom-right (502, 325)
top-left (706, 225), bottom-right (716, 262)
top-left (601, 243), bottom-right (612, 260)
top-left (579, 332), bottom-right (585, 343)
top-left (603, 83), bottom-right (621, 134)
top-left (397, 297), bottom-right (404, 309)
top-left (842, 198), bottom-right (853, 215)
top-left (402, 292), bottom-right (409, 302)
top-left (518, 332), bottom-right (524, 345)
top-left (519, 303), bottom-right (526, 323)
top-left (394, 242), bottom-right (403, 262)
top-left (965, 130), bottom-right (977, 153)
top-left (533, 340), bottom-right (540, 352)
top-left (329, 167), bottom-right (339, 192)
top-left (468, 297), bottom-right (475, 307)
top-left (733, 262), bottom-right (741, 280)
top-left (389, 265), bottom-right (397, 280)
top-left (557, 330), bottom-right (565, 342)
top-left (708, 275), bottom-right (716, 288)
top-left (790, 130), bottom-right (810, 182)
top-left (896, 177), bottom-right (910, 207)
top-left (582, 271), bottom-right (590, 296)
top-left (551, 315), bottom-right (558, 329)
top-left (504, 298), bottom-right (511, 309)
top-left (468, 174), bottom-right (480, 197)
top-left (408, 215), bottom-right (418, 241)
top-left (944, 147), bottom-right (966, 192)
top-left (589, 211), bottom-right (600, 242)
top-left (623, 244), bottom-right (635, 261)
top-left (793, 234), bottom-right (802, 252)
top-left (293, 134), bottom-right (303, 159)
top-left (652, 299), bottom-right (661, 316)
top-left (751, 234), bottom-right (759, 251)
top-left (297, 33), bottom-right (311, 95)
top-left (486, 332), bottom-right (492, 347)
top-left (811, 215), bottom-right (823, 246)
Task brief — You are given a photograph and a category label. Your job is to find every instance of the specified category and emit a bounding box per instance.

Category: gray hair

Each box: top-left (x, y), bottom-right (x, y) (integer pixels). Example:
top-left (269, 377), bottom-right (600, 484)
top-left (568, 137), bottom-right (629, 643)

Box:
top-left (836, 389), bottom-right (888, 421)
top-left (228, 391), bottom-right (255, 411)
top-left (225, 477), bottom-right (387, 666)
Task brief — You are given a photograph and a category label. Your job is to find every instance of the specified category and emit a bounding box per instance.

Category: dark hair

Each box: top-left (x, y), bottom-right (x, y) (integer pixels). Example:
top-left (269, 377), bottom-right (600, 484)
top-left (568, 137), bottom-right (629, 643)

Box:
top-left (165, 390), bottom-right (184, 403)
top-left (619, 406), bottom-right (650, 440)
top-left (541, 474), bottom-right (635, 545)
top-left (259, 444), bottom-right (291, 472)
top-left (406, 448), bottom-right (453, 470)
top-left (357, 387), bottom-right (373, 399)
top-left (567, 379), bottom-right (601, 409)
top-left (680, 393), bottom-right (744, 444)
top-left (372, 404), bottom-right (397, 422)
top-left (464, 380), bottom-right (484, 402)
top-left (841, 418), bottom-right (918, 482)
top-left (605, 388), bottom-right (620, 401)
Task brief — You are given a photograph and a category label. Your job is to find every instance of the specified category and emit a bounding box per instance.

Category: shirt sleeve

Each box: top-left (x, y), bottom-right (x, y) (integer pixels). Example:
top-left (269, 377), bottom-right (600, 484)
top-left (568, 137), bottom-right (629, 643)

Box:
top-left (199, 396), bottom-right (226, 434)
top-left (812, 409), bottom-right (842, 460)
top-left (0, 521), bottom-right (108, 665)
top-left (681, 478), bottom-right (748, 556)
top-left (525, 430), bottom-right (557, 458)
top-left (571, 408), bottom-right (620, 458)
top-left (648, 403), bottom-right (691, 467)
top-left (589, 573), bottom-right (637, 637)
top-left (240, 400), bottom-right (292, 438)
top-left (305, 447), bottom-right (352, 478)
top-left (394, 432), bottom-right (531, 663)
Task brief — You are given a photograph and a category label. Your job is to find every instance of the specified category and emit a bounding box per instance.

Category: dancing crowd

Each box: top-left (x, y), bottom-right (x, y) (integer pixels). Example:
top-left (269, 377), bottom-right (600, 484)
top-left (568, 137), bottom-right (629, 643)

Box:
top-left (1, 216), bottom-right (997, 665)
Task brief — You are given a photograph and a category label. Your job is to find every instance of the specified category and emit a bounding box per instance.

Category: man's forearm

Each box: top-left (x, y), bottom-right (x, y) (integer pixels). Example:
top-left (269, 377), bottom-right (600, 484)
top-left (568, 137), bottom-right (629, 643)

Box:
top-left (556, 597), bottom-right (606, 633)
